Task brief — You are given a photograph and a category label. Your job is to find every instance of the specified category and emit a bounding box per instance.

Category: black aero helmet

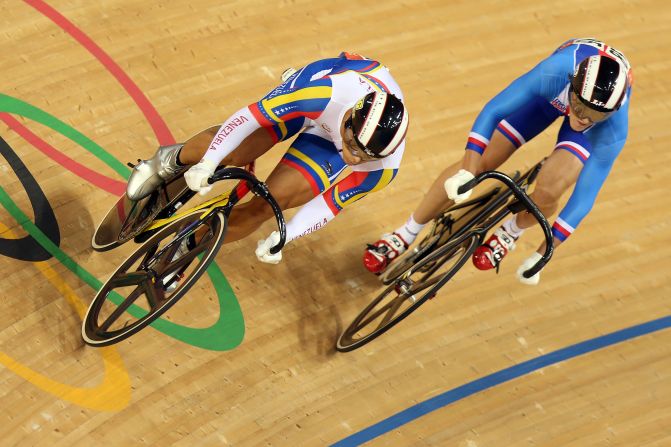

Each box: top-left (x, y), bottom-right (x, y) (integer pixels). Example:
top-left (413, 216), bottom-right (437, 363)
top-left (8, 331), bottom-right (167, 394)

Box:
top-left (349, 91), bottom-right (409, 158)
top-left (570, 54), bottom-right (630, 113)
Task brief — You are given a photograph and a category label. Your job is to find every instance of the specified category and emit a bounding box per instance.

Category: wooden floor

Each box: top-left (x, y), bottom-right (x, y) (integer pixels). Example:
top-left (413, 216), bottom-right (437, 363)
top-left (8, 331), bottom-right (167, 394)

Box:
top-left (2, 0), bottom-right (670, 445)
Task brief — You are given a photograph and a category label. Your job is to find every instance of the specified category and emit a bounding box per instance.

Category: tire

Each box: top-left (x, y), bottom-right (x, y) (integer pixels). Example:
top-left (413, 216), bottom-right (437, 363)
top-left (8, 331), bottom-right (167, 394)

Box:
top-left (91, 175), bottom-right (192, 252)
top-left (91, 189), bottom-right (165, 252)
top-left (82, 210), bottom-right (226, 347)
top-left (337, 233), bottom-right (480, 352)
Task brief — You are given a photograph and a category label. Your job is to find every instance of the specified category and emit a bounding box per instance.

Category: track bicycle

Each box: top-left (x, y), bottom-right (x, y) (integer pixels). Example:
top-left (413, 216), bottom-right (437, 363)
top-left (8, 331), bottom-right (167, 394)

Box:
top-left (83, 164), bottom-right (286, 347)
top-left (336, 161), bottom-right (553, 352)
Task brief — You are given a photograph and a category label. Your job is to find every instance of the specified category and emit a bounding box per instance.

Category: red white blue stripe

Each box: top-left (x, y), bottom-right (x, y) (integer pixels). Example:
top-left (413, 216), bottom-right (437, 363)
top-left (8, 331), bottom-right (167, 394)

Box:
top-left (552, 217), bottom-right (574, 241)
top-left (554, 140), bottom-right (590, 163)
top-left (496, 120), bottom-right (526, 148)
top-left (465, 132), bottom-right (489, 155)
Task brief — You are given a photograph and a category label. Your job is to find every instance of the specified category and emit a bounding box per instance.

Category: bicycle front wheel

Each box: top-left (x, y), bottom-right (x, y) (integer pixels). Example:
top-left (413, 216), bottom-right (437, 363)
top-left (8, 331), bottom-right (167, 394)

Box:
top-left (82, 210), bottom-right (226, 347)
top-left (337, 233), bottom-right (480, 352)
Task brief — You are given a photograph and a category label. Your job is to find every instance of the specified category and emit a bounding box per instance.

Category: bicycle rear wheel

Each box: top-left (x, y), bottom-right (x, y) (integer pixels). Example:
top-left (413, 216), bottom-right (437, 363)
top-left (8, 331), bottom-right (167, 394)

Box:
top-left (82, 210), bottom-right (226, 347)
top-left (337, 233), bottom-right (480, 352)
top-left (91, 174), bottom-right (193, 251)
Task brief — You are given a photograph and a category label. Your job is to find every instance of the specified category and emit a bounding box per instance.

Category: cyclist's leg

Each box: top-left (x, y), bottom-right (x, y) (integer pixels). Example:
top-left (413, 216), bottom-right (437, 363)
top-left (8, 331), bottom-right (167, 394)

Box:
top-left (126, 123), bottom-right (281, 200)
top-left (177, 126), bottom-right (274, 166)
top-left (223, 128), bottom-right (346, 243)
top-left (413, 97), bottom-right (562, 225)
top-left (460, 101), bottom-right (569, 270)
top-left (487, 118), bottom-right (592, 281)
top-left (180, 115), bottom-right (308, 166)
top-left (475, 115), bottom-right (590, 269)
top-left (412, 131), bottom-right (517, 224)
top-left (516, 117), bottom-right (590, 231)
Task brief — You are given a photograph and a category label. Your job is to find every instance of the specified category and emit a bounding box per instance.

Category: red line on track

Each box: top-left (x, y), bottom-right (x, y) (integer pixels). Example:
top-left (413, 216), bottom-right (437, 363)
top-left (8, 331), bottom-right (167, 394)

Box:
top-left (0, 113), bottom-right (126, 196)
top-left (25, 0), bottom-right (176, 146)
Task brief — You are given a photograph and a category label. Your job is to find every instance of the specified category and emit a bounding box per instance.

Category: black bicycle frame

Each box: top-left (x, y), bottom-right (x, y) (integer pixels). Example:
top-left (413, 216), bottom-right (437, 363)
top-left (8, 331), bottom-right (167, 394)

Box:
top-left (140, 168), bottom-right (287, 270)
top-left (458, 171), bottom-right (553, 278)
top-left (208, 167), bottom-right (287, 254)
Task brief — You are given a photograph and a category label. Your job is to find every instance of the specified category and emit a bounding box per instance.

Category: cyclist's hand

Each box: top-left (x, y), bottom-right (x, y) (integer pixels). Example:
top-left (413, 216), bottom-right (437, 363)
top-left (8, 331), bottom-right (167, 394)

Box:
top-left (444, 169), bottom-right (475, 204)
top-left (184, 159), bottom-right (217, 196)
top-left (516, 251), bottom-right (543, 285)
top-left (256, 231), bottom-right (282, 264)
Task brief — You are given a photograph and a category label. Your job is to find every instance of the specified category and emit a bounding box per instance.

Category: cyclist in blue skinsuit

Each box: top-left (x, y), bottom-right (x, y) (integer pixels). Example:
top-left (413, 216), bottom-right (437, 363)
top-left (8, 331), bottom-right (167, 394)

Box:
top-left (365, 38), bottom-right (632, 285)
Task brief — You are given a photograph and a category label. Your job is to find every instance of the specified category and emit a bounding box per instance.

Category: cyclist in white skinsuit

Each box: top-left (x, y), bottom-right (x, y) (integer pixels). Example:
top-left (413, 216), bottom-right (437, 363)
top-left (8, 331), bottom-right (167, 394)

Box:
top-left (126, 52), bottom-right (409, 264)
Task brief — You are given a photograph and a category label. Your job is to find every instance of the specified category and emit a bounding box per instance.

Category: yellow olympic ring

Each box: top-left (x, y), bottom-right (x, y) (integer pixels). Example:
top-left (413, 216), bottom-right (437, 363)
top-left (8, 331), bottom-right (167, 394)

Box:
top-left (0, 222), bottom-right (131, 411)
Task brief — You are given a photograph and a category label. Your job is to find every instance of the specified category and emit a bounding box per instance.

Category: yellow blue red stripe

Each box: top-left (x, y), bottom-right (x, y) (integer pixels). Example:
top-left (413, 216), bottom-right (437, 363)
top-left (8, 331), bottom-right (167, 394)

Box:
top-left (361, 73), bottom-right (389, 92)
top-left (284, 146), bottom-right (331, 192)
top-left (249, 79), bottom-right (333, 141)
top-left (279, 132), bottom-right (346, 196)
top-left (324, 169), bottom-right (397, 215)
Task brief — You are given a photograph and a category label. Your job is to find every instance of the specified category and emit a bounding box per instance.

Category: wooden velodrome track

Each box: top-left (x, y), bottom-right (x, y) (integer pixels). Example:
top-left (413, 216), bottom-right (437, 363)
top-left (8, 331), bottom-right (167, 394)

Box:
top-left (1, 0), bottom-right (670, 445)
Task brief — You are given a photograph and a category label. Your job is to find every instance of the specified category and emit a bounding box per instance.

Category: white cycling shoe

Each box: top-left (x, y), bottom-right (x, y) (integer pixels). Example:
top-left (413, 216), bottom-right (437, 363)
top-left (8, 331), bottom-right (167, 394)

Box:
top-left (126, 144), bottom-right (185, 201)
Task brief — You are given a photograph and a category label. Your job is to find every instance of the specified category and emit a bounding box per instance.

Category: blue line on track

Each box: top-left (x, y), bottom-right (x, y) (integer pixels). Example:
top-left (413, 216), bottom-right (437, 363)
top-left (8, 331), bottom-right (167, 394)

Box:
top-left (332, 315), bottom-right (671, 446)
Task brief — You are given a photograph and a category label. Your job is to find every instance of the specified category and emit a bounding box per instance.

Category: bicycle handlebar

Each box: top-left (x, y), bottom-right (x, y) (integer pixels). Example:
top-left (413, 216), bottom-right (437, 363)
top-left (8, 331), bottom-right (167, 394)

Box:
top-left (457, 171), bottom-right (553, 278)
top-left (208, 168), bottom-right (287, 254)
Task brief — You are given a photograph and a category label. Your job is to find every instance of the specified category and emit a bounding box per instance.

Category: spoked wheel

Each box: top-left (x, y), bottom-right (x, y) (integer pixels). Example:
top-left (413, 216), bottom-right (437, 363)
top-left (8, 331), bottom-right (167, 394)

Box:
top-left (82, 210), bottom-right (226, 347)
top-left (337, 233), bottom-right (480, 352)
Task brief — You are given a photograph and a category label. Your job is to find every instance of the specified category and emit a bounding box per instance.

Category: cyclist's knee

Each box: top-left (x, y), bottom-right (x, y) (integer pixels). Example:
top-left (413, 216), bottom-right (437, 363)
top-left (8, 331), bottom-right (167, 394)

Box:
top-left (474, 155), bottom-right (505, 175)
top-left (473, 161), bottom-right (491, 176)
top-left (530, 184), bottom-right (562, 211)
top-left (244, 197), bottom-right (276, 222)
top-left (224, 152), bottom-right (248, 167)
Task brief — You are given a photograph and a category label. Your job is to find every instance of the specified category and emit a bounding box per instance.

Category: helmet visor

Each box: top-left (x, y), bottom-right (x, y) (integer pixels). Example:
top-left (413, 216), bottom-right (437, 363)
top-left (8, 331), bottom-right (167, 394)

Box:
top-left (568, 89), bottom-right (612, 123)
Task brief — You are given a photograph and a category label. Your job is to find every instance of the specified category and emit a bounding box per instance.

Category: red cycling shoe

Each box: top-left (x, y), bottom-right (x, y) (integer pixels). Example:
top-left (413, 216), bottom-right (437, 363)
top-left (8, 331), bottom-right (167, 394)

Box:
top-left (472, 227), bottom-right (517, 271)
top-left (363, 232), bottom-right (409, 274)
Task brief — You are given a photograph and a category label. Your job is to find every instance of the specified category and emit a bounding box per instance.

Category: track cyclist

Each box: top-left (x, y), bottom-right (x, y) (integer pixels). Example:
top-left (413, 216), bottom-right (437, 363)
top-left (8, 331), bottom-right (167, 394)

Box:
top-left (365, 38), bottom-right (632, 285)
top-left (126, 52), bottom-right (409, 264)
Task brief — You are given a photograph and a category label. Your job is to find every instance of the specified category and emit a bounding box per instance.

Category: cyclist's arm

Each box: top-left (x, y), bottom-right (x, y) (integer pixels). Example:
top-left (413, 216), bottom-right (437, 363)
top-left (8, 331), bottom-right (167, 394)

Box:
top-left (462, 58), bottom-right (563, 172)
top-left (203, 79), bottom-right (333, 166)
top-left (285, 168), bottom-right (398, 242)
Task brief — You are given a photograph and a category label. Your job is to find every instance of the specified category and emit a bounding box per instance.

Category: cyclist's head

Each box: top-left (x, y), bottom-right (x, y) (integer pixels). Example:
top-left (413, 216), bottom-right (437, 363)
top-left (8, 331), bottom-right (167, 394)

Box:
top-left (345, 91), bottom-right (408, 159)
top-left (570, 54), bottom-right (629, 113)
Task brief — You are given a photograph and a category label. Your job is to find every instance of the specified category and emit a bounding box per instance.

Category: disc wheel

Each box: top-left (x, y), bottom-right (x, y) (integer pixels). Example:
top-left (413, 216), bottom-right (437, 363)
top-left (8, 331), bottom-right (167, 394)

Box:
top-left (82, 210), bottom-right (226, 346)
top-left (337, 234), bottom-right (480, 352)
